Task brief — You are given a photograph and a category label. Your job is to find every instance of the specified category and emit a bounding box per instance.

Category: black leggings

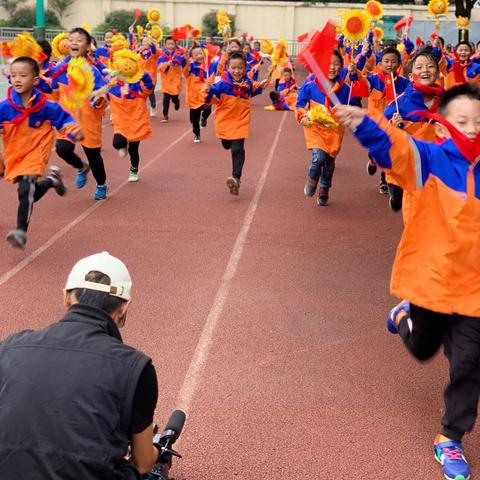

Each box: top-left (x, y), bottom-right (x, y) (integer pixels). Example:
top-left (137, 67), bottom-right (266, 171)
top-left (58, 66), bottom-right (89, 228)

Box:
top-left (149, 91), bottom-right (156, 109)
top-left (398, 304), bottom-right (480, 441)
top-left (162, 93), bottom-right (179, 116)
top-left (16, 175), bottom-right (53, 231)
top-left (221, 139), bottom-right (245, 180)
top-left (112, 134), bottom-right (141, 170)
top-left (189, 105), bottom-right (211, 136)
top-left (56, 140), bottom-right (107, 185)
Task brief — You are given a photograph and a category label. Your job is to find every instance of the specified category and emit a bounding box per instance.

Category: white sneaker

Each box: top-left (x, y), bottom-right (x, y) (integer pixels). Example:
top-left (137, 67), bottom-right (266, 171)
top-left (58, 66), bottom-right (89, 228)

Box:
top-left (128, 170), bottom-right (139, 182)
top-left (150, 106), bottom-right (157, 117)
top-left (118, 148), bottom-right (127, 158)
top-left (193, 135), bottom-right (201, 143)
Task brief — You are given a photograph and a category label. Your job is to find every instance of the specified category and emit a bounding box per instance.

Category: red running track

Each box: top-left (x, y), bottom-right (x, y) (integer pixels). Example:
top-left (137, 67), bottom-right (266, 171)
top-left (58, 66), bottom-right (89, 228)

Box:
top-left (0, 92), bottom-right (477, 479)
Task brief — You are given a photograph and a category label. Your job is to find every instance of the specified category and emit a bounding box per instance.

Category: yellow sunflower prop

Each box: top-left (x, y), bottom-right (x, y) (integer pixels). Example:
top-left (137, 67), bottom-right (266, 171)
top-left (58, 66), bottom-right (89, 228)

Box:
top-left (341, 10), bottom-right (371, 42)
top-left (271, 39), bottom-right (289, 66)
top-left (216, 11), bottom-right (232, 39)
top-left (147, 8), bottom-right (161, 23)
top-left (428, 0), bottom-right (448, 16)
top-left (110, 49), bottom-right (143, 84)
top-left (111, 34), bottom-right (129, 52)
top-left (4, 31), bottom-right (45, 62)
top-left (260, 39), bottom-right (274, 55)
top-left (373, 26), bottom-right (384, 40)
top-left (149, 25), bottom-right (163, 42)
top-left (365, 0), bottom-right (383, 20)
top-left (62, 57), bottom-right (94, 109)
top-left (307, 104), bottom-right (339, 128)
top-left (136, 25), bottom-right (144, 38)
top-left (52, 32), bottom-right (69, 59)
top-left (456, 16), bottom-right (469, 29)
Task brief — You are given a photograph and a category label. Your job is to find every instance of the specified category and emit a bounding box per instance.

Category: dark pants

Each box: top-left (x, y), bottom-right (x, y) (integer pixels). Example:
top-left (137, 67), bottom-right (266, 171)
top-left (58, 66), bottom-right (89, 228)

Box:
top-left (398, 304), bottom-right (480, 441)
top-left (149, 91), bottom-right (156, 109)
top-left (162, 93), bottom-right (179, 116)
top-left (16, 175), bottom-right (53, 231)
top-left (221, 139), bottom-right (245, 180)
top-left (56, 140), bottom-right (107, 185)
top-left (112, 134), bottom-right (141, 171)
top-left (308, 149), bottom-right (335, 188)
top-left (189, 105), bottom-right (211, 136)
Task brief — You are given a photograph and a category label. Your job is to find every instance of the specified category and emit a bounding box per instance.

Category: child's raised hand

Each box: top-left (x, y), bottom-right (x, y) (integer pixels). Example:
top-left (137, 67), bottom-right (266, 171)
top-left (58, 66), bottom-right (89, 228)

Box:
top-left (258, 79), bottom-right (268, 89)
top-left (334, 105), bottom-right (364, 129)
top-left (391, 112), bottom-right (404, 128)
top-left (299, 115), bottom-right (310, 127)
top-left (203, 82), bottom-right (212, 93)
top-left (348, 62), bottom-right (357, 74)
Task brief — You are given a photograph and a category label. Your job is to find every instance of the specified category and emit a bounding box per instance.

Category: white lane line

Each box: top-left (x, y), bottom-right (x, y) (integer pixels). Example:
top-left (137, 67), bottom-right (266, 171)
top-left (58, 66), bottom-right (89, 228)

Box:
top-left (176, 111), bottom-right (288, 412)
top-left (0, 129), bottom-right (191, 287)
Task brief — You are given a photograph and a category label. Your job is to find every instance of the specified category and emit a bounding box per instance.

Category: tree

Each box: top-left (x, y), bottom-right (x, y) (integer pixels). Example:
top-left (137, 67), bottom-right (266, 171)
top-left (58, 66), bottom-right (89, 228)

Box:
top-left (454, 0), bottom-right (476, 41)
top-left (95, 9), bottom-right (149, 35)
top-left (202, 10), bottom-right (236, 38)
top-left (48, 0), bottom-right (75, 20)
top-left (6, 7), bottom-right (62, 29)
top-left (0, 0), bottom-right (26, 16)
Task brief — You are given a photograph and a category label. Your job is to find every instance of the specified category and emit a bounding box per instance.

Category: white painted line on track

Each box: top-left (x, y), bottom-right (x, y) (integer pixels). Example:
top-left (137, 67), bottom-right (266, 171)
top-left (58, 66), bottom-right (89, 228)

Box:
top-left (0, 128), bottom-right (191, 287)
top-left (176, 111), bottom-right (288, 413)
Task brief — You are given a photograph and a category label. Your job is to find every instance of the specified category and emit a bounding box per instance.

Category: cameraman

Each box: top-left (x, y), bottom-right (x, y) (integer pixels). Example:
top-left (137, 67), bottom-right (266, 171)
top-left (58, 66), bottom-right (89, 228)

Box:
top-left (0, 252), bottom-right (159, 479)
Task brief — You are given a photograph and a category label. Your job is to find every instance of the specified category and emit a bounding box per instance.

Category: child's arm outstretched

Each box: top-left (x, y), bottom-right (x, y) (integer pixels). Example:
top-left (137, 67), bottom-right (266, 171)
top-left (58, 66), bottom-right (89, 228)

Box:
top-left (335, 105), bottom-right (431, 191)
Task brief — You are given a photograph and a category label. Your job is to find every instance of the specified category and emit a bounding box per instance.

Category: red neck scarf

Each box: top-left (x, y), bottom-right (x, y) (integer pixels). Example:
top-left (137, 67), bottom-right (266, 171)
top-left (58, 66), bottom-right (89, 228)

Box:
top-left (378, 70), bottom-right (398, 102)
top-left (452, 53), bottom-right (472, 83)
top-left (222, 71), bottom-right (251, 99)
top-left (7, 88), bottom-right (47, 126)
top-left (412, 82), bottom-right (443, 112)
top-left (412, 109), bottom-right (480, 163)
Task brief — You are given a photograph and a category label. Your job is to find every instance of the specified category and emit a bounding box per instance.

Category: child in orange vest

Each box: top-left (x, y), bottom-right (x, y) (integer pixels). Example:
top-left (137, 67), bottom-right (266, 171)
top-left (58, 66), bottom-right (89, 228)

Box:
top-left (158, 37), bottom-right (186, 122)
top-left (0, 57), bottom-right (83, 249)
top-left (335, 83), bottom-right (480, 480)
top-left (205, 51), bottom-right (267, 195)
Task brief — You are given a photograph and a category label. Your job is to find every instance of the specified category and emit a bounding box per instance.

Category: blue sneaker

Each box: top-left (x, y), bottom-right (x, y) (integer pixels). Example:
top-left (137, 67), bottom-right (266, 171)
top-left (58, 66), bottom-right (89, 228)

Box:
top-left (75, 165), bottom-right (90, 189)
top-left (387, 300), bottom-right (410, 334)
top-left (94, 184), bottom-right (108, 200)
top-left (434, 435), bottom-right (471, 480)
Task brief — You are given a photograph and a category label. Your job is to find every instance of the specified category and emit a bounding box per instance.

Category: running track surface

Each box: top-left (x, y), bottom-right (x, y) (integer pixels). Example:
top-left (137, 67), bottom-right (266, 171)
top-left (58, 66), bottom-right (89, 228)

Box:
top-left (0, 91), bottom-right (477, 480)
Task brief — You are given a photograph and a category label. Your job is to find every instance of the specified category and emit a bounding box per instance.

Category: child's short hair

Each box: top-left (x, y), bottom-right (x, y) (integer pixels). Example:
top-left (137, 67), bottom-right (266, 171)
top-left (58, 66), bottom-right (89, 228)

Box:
top-left (333, 49), bottom-right (344, 67)
top-left (407, 49), bottom-right (439, 75)
top-left (36, 40), bottom-right (52, 61)
top-left (438, 83), bottom-right (480, 116)
top-left (380, 46), bottom-right (401, 64)
top-left (164, 37), bottom-right (175, 44)
top-left (12, 56), bottom-right (40, 76)
top-left (189, 45), bottom-right (203, 56)
top-left (70, 27), bottom-right (92, 46)
top-left (455, 41), bottom-right (472, 53)
top-left (437, 36), bottom-right (445, 48)
top-left (270, 91), bottom-right (281, 102)
top-left (283, 67), bottom-right (292, 74)
top-left (228, 38), bottom-right (243, 49)
top-left (227, 51), bottom-right (246, 66)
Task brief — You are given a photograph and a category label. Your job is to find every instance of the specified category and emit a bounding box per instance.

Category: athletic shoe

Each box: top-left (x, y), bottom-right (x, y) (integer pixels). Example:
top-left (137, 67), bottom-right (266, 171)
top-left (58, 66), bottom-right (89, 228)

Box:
top-left (379, 183), bottom-right (389, 195)
top-left (150, 106), bottom-right (157, 117)
top-left (304, 177), bottom-right (318, 197)
top-left (94, 184), bottom-right (108, 200)
top-left (389, 195), bottom-right (402, 212)
top-left (118, 147), bottom-right (128, 158)
top-left (161, 116), bottom-right (168, 123)
top-left (316, 187), bottom-right (329, 206)
top-left (6, 229), bottom-right (27, 249)
top-left (173, 97), bottom-right (180, 110)
top-left (128, 170), bottom-right (139, 182)
top-left (193, 135), bottom-right (201, 143)
top-left (387, 300), bottom-right (410, 334)
top-left (366, 160), bottom-right (377, 176)
top-left (75, 164), bottom-right (90, 189)
top-left (434, 435), bottom-right (471, 480)
top-left (200, 117), bottom-right (207, 128)
top-left (47, 165), bottom-right (67, 196)
top-left (226, 176), bottom-right (240, 195)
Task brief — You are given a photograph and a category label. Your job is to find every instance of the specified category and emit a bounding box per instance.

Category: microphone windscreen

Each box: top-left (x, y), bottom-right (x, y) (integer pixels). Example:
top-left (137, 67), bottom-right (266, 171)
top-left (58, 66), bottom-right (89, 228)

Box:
top-left (165, 410), bottom-right (186, 437)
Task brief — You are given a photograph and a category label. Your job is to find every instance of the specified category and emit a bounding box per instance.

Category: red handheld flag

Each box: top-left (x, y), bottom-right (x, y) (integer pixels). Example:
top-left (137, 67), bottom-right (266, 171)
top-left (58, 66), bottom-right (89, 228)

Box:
top-left (242, 32), bottom-right (248, 39)
top-left (394, 16), bottom-right (413, 31)
top-left (134, 8), bottom-right (142, 20)
top-left (415, 36), bottom-right (423, 47)
top-left (297, 31), bottom-right (309, 43)
top-left (350, 79), bottom-right (370, 98)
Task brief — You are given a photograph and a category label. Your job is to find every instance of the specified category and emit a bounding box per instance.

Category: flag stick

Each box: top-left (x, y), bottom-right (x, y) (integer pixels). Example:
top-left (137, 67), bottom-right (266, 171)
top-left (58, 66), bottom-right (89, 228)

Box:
top-left (390, 71), bottom-right (400, 114)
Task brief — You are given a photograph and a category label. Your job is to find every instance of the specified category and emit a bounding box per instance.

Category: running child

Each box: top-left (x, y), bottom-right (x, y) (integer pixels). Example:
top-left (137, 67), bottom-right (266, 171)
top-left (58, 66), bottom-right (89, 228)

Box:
top-left (335, 83), bottom-right (480, 480)
top-left (52, 27), bottom-right (109, 201)
top-left (440, 41), bottom-right (480, 89)
top-left (158, 37), bottom-right (186, 122)
top-left (185, 45), bottom-right (215, 143)
top-left (205, 51), bottom-right (267, 195)
top-left (297, 51), bottom-right (354, 206)
top-left (0, 57), bottom-right (83, 248)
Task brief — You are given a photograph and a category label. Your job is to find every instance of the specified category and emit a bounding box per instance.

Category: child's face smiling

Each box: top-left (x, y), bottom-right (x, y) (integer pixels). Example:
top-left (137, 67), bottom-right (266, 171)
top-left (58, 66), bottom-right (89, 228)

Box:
top-left (409, 56), bottom-right (438, 85)
top-left (191, 47), bottom-right (204, 64)
top-left (328, 55), bottom-right (342, 80)
top-left (69, 32), bottom-right (89, 57)
top-left (456, 44), bottom-right (472, 62)
top-left (165, 40), bottom-right (175, 52)
top-left (10, 62), bottom-right (37, 95)
top-left (444, 97), bottom-right (480, 141)
top-left (284, 71), bottom-right (292, 82)
top-left (381, 52), bottom-right (399, 74)
top-left (228, 58), bottom-right (246, 82)
top-left (228, 42), bottom-right (241, 53)
top-left (104, 32), bottom-right (113, 47)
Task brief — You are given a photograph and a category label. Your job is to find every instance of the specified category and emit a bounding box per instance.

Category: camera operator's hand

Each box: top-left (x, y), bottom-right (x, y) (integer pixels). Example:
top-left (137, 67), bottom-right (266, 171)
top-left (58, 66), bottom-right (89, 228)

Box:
top-left (131, 424), bottom-right (160, 474)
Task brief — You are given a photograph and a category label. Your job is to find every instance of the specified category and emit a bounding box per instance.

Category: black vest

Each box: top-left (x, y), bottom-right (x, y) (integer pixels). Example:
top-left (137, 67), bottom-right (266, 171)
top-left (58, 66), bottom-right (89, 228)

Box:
top-left (0, 304), bottom-right (151, 480)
